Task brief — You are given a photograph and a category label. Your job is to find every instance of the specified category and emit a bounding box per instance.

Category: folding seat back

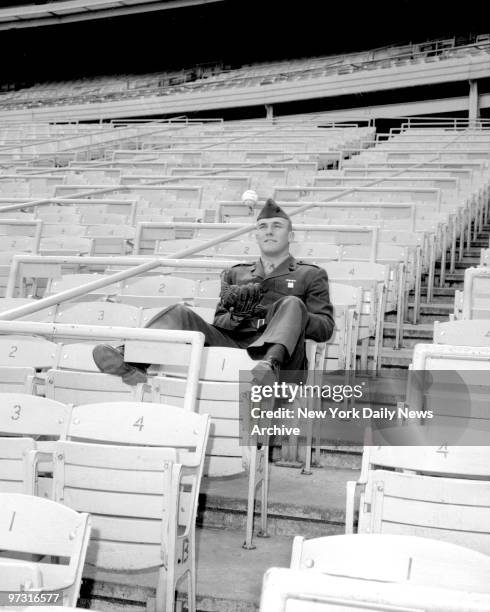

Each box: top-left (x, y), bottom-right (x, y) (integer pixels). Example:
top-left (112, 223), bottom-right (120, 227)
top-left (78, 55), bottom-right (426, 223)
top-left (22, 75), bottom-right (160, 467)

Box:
top-left (75, 199), bottom-right (136, 216)
top-left (154, 239), bottom-right (209, 257)
top-left (460, 267), bottom-right (490, 319)
top-left (42, 221), bottom-right (85, 237)
top-left (351, 445), bottom-right (490, 554)
top-left (46, 343), bottom-right (145, 405)
top-left (0, 220), bottom-right (42, 254)
top-left (324, 260), bottom-right (390, 323)
top-left (152, 346), bottom-right (257, 477)
top-left (406, 342), bottom-right (490, 446)
top-left (87, 234), bottom-right (133, 256)
top-left (52, 302), bottom-right (141, 327)
top-left (45, 273), bottom-right (121, 300)
top-left (197, 280), bottom-right (221, 298)
top-left (161, 207), bottom-right (206, 222)
top-left (434, 320), bottom-right (490, 346)
top-left (120, 275), bottom-right (197, 308)
top-left (0, 315), bottom-right (58, 389)
top-left (80, 212), bottom-right (130, 225)
top-left (379, 229), bottom-right (425, 248)
top-left (36, 211), bottom-right (81, 224)
top-left (291, 243), bottom-right (342, 260)
top-left (0, 393), bottom-right (70, 439)
top-left (54, 401), bottom-right (209, 612)
top-left (0, 393), bottom-right (72, 497)
top-left (260, 567), bottom-right (490, 612)
top-left (372, 243), bottom-right (410, 265)
top-left (195, 279), bottom-right (221, 307)
top-left (0, 298), bottom-right (54, 322)
top-left (0, 334), bottom-right (59, 368)
top-left (0, 492), bottom-right (91, 606)
top-left (0, 436), bottom-right (35, 494)
top-left (290, 533), bottom-right (490, 592)
top-left (136, 211), bottom-right (173, 222)
top-left (196, 225), bottom-right (254, 240)
top-left (40, 236), bottom-right (94, 256)
top-left (214, 240), bottom-right (260, 258)
top-left (0, 235), bottom-right (38, 253)
top-left (85, 224), bottom-right (135, 237)
top-left (329, 283), bottom-right (363, 371)
top-left (411, 343), bottom-right (490, 370)
top-left (129, 185), bottom-right (202, 206)
top-left (0, 211), bottom-right (36, 220)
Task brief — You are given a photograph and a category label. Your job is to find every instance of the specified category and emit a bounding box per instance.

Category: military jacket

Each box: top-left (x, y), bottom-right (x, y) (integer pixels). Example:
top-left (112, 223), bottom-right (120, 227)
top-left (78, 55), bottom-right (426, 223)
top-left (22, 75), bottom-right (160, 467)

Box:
top-left (213, 255), bottom-right (334, 341)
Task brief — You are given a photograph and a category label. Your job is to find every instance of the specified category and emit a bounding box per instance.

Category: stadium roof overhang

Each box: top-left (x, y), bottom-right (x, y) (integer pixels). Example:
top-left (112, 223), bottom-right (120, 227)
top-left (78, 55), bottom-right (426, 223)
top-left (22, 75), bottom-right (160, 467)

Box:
top-left (0, 0), bottom-right (223, 30)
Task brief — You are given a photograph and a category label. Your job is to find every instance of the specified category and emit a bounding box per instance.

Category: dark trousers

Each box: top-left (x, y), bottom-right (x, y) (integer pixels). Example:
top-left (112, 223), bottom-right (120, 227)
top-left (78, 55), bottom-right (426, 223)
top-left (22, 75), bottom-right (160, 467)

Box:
top-left (145, 295), bottom-right (310, 372)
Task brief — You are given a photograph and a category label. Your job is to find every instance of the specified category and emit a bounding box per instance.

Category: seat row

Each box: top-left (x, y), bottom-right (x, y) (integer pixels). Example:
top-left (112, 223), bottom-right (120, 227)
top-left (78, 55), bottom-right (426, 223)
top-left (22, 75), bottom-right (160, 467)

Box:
top-left (0, 394), bottom-right (210, 611)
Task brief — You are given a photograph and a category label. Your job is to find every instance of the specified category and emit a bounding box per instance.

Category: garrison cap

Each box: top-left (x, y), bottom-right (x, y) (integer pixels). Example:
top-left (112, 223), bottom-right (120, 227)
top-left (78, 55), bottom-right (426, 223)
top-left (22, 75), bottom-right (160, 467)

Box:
top-left (257, 198), bottom-right (291, 222)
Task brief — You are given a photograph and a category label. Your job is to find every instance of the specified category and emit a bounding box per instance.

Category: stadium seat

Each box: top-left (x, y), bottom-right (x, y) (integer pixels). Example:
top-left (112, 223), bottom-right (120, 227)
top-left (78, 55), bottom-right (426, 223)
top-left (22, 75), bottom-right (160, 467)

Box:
top-left (434, 319), bottom-right (490, 346)
top-left (345, 445), bottom-right (490, 553)
top-left (0, 492), bottom-right (91, 606)
top-left (194, 278), bottom-right (221, 308)
top-left (0, 393), bottom-right (71, 497)
top-left (150, 346), bottom-right (269, 549)
top-left (45, 342), bottom-right (148, 404)
top-left (45, 274), bottom-right (122, 301)
top-left (119, 275), bottom-right (197, 307)
top-left (52, 302), bottom-right (141, 327)
top-left (259, 566), bottom-right (490, 611)
top-left (0, 335), bottom-right (59, 394)
top-left (290, 533), bottom-right (490, 590)
top-left (54, 401), bottom-right (209, 612)
top-left (453, 266), bottom-right (490, 319)
top-left (40, 236), bottom-right (94, 256)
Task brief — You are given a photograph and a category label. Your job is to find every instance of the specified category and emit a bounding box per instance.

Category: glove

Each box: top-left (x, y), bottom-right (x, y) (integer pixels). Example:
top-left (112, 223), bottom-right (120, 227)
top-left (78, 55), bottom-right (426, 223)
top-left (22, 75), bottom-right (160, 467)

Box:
top-left (220, 282), bottom-right (266, 319)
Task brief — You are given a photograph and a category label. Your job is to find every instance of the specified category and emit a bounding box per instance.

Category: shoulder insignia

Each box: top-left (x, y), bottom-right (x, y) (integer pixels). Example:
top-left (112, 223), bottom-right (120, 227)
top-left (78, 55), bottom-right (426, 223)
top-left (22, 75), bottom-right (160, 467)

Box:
top-left (231, 262), bottom-right (253, 268)
top-left (297, 259), bottom-right (321, 269)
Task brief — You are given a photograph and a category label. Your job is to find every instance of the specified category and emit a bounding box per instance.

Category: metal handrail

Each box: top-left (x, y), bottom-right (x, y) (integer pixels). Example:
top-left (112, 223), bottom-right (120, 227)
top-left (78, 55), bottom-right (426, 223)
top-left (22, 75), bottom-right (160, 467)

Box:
top-left (0, 321), bottom-right (204, 412)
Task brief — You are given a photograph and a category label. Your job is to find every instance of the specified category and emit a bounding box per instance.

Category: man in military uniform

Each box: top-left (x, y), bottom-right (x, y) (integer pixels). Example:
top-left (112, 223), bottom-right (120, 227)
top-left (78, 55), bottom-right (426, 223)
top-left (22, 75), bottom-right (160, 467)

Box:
top-left (93, 198), bottom-right (334, 385)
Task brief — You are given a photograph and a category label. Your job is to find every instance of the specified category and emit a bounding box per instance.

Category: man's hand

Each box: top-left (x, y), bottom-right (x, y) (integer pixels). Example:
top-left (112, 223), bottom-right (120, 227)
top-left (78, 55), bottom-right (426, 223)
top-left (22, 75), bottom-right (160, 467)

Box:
top-left (220, 282), bottom-right (266, 319)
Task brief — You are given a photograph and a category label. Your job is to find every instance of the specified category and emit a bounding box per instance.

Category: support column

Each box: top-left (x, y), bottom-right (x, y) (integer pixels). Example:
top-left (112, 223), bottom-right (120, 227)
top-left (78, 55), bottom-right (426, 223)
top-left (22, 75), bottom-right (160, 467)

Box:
top-left (469, 80), bottom-right (480, 125)
top-left (265, 104), bottom-right (273, 121)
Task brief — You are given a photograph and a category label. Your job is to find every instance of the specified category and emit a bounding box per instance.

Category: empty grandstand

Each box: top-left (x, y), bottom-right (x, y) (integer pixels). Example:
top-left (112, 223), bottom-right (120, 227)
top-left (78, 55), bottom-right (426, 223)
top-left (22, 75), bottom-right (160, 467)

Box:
top-left (0, 2), bottom-right (489, 611)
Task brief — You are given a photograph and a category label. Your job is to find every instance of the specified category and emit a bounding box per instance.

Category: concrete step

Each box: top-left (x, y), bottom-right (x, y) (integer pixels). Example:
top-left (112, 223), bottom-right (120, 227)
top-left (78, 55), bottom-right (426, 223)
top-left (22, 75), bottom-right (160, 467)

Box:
top-left (444, 272), bottom-right (465, 283)
top-left (463, 240), bottom-right (487, 248)
top-left (80, 465), bottom-right (358, 611)
top-left (450, 259), bottom-right (479, 269)
top-left (383, 335), bottom-right (432, 349)
top-left (420, 286), bottom-right (456, 296)
top-left (81, 528), bottom-right (293, 612)
top-left (198, 465), bottom-right (352, 538)
top-left (383, 321), bottom-right (433, 334)
top-left (379, 346), bottom-right (414, 368)
top-left (434, 259), bottom-right (477, 269)
top-left (386, 302), bottom-right (451, 324)
top-left (416, 291), bottom-right (455, 304)
top-left (383, 322), bottom-right (433, 347)
top-left (410, 302), bottom-right (452, 314)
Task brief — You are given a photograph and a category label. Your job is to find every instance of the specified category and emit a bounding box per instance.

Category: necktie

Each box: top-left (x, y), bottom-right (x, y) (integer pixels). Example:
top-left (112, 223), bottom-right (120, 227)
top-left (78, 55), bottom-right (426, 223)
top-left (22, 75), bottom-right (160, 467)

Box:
top-left (264, 262), bottom-right (275, 275)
